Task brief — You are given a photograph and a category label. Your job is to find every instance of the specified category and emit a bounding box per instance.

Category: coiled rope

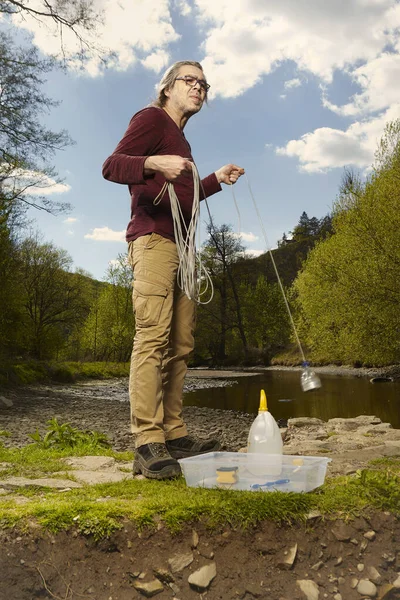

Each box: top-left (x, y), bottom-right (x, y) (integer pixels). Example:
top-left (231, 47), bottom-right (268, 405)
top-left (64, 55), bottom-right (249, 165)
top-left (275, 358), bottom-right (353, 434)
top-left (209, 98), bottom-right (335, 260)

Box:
top-left (153, 163), bottom-right (214, 304)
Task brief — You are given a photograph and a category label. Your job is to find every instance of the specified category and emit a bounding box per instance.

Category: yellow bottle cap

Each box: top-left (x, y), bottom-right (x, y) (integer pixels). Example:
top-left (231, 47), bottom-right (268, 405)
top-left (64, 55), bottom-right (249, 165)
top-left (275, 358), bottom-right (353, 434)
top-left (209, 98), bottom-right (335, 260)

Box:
top-left (259, 389), bottom-right (268, 411)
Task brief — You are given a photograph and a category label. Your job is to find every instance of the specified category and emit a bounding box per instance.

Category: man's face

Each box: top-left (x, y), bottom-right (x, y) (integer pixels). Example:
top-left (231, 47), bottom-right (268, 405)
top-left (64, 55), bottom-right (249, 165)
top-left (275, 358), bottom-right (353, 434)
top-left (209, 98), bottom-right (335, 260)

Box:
top-left (165, 65), bottom-right (208, 116)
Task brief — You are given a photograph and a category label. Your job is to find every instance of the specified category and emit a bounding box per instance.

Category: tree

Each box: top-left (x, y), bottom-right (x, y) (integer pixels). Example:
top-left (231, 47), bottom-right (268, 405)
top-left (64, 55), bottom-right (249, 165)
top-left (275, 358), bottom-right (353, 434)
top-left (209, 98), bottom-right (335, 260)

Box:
top-left (81, 254), bottom-right (134, 362)
top-left (198, 223), bottom-right (248, 363)
top-left (18, 235), bottom-right (91, 359)
top-left (0, 32), bottom-right (73, 216)
top-left (0, 0), bottom-right (103, 63)
top-left (294, 120), bottom-right (400, 365)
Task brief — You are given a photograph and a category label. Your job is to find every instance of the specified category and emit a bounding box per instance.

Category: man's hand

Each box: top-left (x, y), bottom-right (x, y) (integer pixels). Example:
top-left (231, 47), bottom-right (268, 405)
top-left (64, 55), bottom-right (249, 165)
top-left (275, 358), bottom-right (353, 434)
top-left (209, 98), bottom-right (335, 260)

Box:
top-left (144, 155), bottom-right (193, 181)
top-left (215, 164), bottom-right (245, 185)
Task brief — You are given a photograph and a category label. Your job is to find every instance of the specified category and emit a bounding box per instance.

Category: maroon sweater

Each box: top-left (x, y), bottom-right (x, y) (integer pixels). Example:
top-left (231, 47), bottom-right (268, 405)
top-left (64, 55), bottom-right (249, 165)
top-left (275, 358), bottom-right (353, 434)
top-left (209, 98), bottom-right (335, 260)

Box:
top-left (102, 106), bottom-right (221, 243)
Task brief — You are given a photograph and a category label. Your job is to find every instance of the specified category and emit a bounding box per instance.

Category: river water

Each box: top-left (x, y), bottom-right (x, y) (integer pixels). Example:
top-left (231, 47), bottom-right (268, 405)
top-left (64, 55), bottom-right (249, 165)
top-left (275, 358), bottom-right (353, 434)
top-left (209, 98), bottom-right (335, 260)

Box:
top-left (184, 370), bottom-right (400, 428)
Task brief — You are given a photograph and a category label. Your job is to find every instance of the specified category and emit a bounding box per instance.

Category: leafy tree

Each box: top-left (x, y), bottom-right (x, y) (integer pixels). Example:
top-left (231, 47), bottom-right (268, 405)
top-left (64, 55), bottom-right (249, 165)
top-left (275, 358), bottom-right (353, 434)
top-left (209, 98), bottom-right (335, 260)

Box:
top-left (198, 223), bottom-right (248, 363)
top-left (81, 254), bottom-right (134, 362)
top-left (294, 120), bottom-right (400, 365)
top-left (18, 234), bottom-right (91, 359)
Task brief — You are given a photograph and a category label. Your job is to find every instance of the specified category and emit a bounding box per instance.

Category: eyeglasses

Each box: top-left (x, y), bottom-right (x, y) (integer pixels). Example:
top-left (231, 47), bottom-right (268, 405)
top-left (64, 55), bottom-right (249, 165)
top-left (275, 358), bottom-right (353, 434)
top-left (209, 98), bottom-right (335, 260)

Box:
top-left (175, 75), bottom-right (210, 93)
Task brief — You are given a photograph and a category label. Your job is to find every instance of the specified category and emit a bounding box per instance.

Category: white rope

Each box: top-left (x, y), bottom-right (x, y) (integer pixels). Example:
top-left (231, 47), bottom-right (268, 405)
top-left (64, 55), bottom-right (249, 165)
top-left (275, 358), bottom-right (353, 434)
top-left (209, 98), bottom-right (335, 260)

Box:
top-left (153, 164), bottom-right (214, 304)
top-left (231, 173), bottom-right (307, 363)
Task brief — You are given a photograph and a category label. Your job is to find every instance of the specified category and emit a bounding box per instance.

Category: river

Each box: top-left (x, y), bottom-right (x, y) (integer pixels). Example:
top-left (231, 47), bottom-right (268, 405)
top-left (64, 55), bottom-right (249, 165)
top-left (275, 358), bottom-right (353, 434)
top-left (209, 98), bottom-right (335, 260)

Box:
top-left (184, 369), bottom-right (400, 428)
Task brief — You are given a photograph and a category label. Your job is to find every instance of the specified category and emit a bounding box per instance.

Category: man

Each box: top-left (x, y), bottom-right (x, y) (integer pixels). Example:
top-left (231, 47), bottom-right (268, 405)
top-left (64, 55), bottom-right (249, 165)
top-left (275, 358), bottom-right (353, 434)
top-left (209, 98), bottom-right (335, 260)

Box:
top-left (102, 60), bottom-right (244, 479)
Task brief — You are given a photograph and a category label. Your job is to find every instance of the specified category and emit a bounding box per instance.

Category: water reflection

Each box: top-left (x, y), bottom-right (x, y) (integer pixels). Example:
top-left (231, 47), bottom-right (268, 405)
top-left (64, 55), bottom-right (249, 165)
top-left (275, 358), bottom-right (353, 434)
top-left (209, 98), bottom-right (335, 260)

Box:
top-left (183, 371), bottom-right (400, 428)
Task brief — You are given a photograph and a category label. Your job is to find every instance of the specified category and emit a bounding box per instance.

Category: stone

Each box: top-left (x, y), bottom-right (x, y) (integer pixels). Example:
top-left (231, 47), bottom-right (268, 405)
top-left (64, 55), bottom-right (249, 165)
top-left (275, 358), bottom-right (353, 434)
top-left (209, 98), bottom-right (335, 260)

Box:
top-left (188, 562), bottom-right (217, 592)
top-left (364, 531), bottom-right (376, 541)
top-left (331, 522), bottom-right (353, 542)
top-left (277, 544), bottom-right (297, 569)
top-left (191, 529), bottom-right (199, 549)
top-left (366, 566), bottom-right (381, 584)
top-left (357, 563), bottom-right (364, 572)
top-left (168, 552), bottom-right (193, 573)
top-left (296, 579), bottom-right (319, 600)
top-left (311, 561), bottom-right (324, 571)
top-left (153, 568), bottom-right (174, 584)
top-left (0, 476), bottom-right (82, 489)
top-left (72, 471), bottom-right (130, 485)
top-left (132, 579), bottom-right (164, 597)
top-left (357, 579), bottom-right (377, 597)
top-left (350, 578), bottom-right (358, 589)
top-left (394, 575), bottom-right (400, 588)
top-left (0, 396), bottom-right (13, 407)
top-left (334, 595), bottom-right (342, 600)
top-left (64, 456), bottom-right (116, 470)
top-left (288, 418), bottom-right (325, 428)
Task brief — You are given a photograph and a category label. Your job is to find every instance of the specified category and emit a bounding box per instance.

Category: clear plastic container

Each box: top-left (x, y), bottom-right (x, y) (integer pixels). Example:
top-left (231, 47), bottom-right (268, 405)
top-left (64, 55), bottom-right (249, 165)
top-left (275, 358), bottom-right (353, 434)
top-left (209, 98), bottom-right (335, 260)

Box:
top-left (178, 452), bottom-right (331, 492)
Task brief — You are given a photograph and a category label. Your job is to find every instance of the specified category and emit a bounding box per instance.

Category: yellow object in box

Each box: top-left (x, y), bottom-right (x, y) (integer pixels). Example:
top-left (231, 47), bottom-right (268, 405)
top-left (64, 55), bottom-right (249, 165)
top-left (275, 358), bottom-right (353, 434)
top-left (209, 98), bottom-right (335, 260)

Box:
top-left (216, 466), bottom-right (239, 485)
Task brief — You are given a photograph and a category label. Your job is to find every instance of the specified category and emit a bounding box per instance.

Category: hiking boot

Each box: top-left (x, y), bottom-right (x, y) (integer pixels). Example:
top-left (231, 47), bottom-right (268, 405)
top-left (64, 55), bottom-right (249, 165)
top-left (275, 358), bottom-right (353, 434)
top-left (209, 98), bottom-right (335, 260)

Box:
top-left (166, 435), bottom-right (221, 459)
top-left (133, 443), bottom-right (181, 480)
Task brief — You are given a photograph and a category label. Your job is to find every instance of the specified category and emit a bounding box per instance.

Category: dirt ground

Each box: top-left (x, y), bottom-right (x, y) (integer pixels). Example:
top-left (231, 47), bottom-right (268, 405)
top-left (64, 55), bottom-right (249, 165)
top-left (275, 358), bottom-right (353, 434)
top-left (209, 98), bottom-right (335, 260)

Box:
top-left (1, 513), bottom-right (400, 600)
top-left (1, 375), bottom-right (400, 599)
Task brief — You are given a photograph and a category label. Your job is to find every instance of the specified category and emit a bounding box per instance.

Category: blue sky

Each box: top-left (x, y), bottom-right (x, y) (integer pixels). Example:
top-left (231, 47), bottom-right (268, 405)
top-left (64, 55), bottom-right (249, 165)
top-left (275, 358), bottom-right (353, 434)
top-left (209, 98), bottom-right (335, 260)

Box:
top-left (4, 0), bottom-right (400, 280)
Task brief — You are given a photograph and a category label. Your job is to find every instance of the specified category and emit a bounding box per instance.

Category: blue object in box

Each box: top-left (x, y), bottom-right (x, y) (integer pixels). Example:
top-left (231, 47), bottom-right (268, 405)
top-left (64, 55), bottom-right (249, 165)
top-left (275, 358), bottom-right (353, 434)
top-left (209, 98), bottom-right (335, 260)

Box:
top-left (178, 452), bottom-right (331, 492)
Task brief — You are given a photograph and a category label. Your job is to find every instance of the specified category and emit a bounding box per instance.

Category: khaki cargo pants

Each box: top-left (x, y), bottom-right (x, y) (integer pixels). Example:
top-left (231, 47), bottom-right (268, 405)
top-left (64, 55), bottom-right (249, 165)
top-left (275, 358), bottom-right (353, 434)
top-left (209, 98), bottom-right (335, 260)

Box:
top-left (128, 233), bottom-right (195, 448)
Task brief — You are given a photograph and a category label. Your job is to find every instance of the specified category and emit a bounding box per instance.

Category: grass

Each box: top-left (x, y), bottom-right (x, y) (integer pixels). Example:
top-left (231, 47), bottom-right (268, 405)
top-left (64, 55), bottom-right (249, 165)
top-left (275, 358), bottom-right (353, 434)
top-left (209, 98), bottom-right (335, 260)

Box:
top-left (1, 443), bottom-right (400, 540)
top-left (1, 421), bottom-right (400, 540)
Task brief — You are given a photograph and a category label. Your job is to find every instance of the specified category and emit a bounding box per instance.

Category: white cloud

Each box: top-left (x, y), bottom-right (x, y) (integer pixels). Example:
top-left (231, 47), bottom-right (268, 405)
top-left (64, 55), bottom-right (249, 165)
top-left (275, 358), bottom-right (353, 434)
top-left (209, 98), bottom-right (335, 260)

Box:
top-left (64, 217), bottom-right (78, 224)
top-left (234, 231), bottom-right (259, 242)
top-left (276, 104), bottom-right (400, 172)
top-left (280, 94), bottom-right (287, 100)
top-left (323, 52), bottom-right (400, 117)
top-left (1, 169), bottom-right (71, 196)
top-left (196, 0), bottom-right (397, 98)
top-left (284, 78), bottom-right (301, 89)
top-left (8, 0), bottom-right (180, 76)
top-left (141, 49), bottom-right (170, 73)
top-left (85, 227), bottom-right (125, 242)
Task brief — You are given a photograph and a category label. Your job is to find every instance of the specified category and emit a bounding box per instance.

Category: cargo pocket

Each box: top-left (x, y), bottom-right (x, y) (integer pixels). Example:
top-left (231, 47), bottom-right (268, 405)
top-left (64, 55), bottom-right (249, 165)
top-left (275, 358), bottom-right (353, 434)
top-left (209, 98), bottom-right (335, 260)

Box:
top-left (133, 280), bottom-right (168, 327)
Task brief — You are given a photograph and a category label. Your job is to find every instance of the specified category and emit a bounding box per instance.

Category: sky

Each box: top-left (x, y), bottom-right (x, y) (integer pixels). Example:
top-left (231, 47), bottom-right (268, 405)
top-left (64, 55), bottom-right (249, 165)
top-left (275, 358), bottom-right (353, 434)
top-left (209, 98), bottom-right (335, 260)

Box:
top-left (3, 0), bottom-right (400, 280)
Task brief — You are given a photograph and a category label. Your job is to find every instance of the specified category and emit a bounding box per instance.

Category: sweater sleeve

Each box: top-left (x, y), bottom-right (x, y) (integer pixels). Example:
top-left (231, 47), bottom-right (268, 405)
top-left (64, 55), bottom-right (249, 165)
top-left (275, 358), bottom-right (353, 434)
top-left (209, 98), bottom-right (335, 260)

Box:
top-left (200, 172), bottom-right (222, 200)
top-left (102, 108), bottom-right (161, 185)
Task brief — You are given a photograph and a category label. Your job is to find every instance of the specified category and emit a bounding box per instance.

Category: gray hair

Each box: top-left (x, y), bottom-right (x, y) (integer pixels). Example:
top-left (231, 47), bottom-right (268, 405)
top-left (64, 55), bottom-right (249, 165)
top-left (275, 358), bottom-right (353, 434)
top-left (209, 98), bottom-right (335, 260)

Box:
top-left (153, 60), bottom-right (207, 107)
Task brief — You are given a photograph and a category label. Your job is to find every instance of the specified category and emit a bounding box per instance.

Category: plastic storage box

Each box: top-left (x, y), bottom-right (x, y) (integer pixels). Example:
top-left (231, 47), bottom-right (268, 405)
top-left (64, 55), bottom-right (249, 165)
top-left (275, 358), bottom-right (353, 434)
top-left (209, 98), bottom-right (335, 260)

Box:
top-left (178, 452), bottom-right (331, 493)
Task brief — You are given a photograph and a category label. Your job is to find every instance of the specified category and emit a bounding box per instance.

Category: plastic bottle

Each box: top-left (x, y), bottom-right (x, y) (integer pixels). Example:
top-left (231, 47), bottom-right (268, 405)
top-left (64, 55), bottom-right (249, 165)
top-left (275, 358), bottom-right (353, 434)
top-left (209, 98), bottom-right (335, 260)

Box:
top-left (247, 390), bottom-right (283, 476)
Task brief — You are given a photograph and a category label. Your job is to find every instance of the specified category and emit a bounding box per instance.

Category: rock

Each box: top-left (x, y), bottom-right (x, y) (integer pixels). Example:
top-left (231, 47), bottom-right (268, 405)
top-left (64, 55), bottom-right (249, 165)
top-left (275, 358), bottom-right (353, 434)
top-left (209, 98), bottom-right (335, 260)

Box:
top-left (364, 531), bottom-right (376, 541)
top-left (0, 476), bottom-right (82, 489)
top-left (366, 566), bottom-right (381, 584)
top-left (168, 552), bottom-right (193, 573)
top-left (277, 544), bottom-right (297, 569)
top-left (394, 575), bottom-right (400, 587)
top-left (132, 579), bottom-right (164, 597)
top-left (311, 561), bottom-right (324, 571)
top-left (357, 563), bottom-right (364, 572)
top-left (296, 579), bottom-right (319, 600)
top-left (188, 562), bottom-right (217, 592)
top-left (331, 522), bottom-right (353, 542)
top-left (191, 529), bottom-right (199, 549)
top-left (350, 578), bottom-right (359, 589)
top-left (71, 470), bottom-right (130, 485)
top-left (288, 418), bottom-right (325, 428)
top-left (64, 456), bottom-right (116, 470)
top-left (0, 396), bottom-right (13, 407)
top-left (334, 595), bottom-right (342, 600)
top-left (153, 568), bottom-right (174, 584)
top-left (357, 579), bottom-right (377, 597)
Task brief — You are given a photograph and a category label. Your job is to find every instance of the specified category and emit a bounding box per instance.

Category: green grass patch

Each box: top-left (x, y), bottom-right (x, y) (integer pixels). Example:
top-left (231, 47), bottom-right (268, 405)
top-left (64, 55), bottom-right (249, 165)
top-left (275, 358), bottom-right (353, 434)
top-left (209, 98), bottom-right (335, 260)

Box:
top-left (1, 449), bottom-right (400, 540)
